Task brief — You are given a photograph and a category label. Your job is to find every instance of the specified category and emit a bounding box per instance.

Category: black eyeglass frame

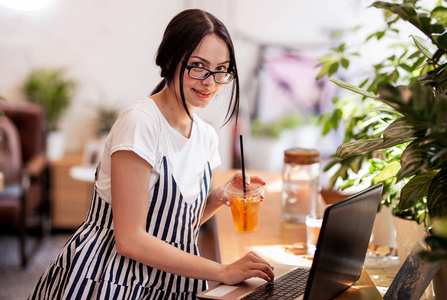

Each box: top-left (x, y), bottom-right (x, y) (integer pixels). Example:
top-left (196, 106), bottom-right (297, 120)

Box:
top-left (184, 65), bottom-right (235, 84)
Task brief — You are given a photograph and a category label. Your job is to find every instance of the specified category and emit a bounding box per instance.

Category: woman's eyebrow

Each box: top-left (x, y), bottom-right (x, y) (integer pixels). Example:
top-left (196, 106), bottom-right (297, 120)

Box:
top-left (190, 56), bottom-right (230, 65)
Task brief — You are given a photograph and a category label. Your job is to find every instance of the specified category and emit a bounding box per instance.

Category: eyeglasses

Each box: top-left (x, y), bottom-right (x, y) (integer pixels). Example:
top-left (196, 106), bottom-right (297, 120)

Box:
top-left (185, 65), bottom-right (235, 84)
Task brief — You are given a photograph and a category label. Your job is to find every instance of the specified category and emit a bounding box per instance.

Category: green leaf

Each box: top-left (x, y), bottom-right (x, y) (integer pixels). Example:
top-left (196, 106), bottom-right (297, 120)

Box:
top-left (432, 7), bottom-right (447, 28)
top-left (398, 140), bottom-right (432, 180)
top-left (339, 179), bottom-right (357, 190)
top-left (337, 137), bottom-right (414, 159)
top-left (437, 32), bottom-right (447, 50)
top-left (432, 6), bottom-right (447, 22)
top-left (327, 78), bottom-right (379, 99)
top-left (383, 117), bottom-right (418, 139)
top-left (316, 64), bottom-right (331, 79)
top-left (400, 64), bottom-right (413, 73)
top-left (371, 2), bottom-right (417, 21)
top-left (323, 159), bottom-right (341, 172)
top-left (321, 108), bottom-right (342, 136)
top-left (336, 43), bottom-right (346, 52)
top-left (431, 23), bottom-right (445, 34)
top-left (412, 35), bottom-right (438, 60)
top-left (398, 172), bottom-right (436, 210)
top-left (427, 169), bottom-right (447, 217)
top-left (348, 155), bottom-right (363, 174)
top-left (358, 78), bottom-right (370, 89)
top-left (409, 82), bottom-right (436, 113)
top-left (373, 160), bottom-right (401, 184)
top-left (377, 84), bottom-right (405, 112)
top-left (366, 32), bottom-right (377, 42)
top-left (412, 56), bottom-right (428, 70)
top-left (418, 14), bottom-right (434, 35)
top-left (341, 58), bottom-right (350, 68)
top-left (390, 69), bottom-right (400, 82)
top-left (413, 35), bottom-right (447, 65)
top-left (339, 165), bottom-right (349, 180)
top-left (430, 218), bottom-right (447, 238)
top-left (328, 62), bottom-right (339, 76)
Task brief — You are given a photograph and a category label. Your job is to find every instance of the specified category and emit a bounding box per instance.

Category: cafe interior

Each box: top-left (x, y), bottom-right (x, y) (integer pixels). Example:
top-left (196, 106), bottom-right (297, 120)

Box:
top-left (1, 0), bottom-right (446, 299)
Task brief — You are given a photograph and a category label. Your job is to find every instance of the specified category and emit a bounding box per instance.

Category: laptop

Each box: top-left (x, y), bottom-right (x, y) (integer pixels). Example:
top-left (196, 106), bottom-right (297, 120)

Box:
top-left (197, 183), bottom-right (383, 300)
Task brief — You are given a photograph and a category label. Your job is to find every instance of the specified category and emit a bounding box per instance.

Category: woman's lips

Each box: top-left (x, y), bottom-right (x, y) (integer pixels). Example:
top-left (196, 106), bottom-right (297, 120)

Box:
top-left (193, 88), bottom-right (212, 98)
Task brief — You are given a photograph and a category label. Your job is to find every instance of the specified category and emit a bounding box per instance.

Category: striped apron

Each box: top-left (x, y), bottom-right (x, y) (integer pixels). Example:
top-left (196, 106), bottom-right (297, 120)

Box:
top-left (29, 156), bottom-right (212, 299)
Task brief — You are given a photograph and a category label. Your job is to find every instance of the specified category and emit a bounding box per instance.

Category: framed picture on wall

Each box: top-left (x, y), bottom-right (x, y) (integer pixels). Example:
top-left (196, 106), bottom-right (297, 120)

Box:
top-left (252, 46), bottom-right (336, 124)
top-left (82, 139), bottom-right (104, 167)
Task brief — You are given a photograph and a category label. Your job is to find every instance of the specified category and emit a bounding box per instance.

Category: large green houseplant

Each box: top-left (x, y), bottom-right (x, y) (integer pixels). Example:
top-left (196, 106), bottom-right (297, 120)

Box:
top-left (319, 0), bottom-right (446, 223)
top-left (23, 68), bottom-right (76, 131)
top-left (318, 0), bottom-right (447, 266)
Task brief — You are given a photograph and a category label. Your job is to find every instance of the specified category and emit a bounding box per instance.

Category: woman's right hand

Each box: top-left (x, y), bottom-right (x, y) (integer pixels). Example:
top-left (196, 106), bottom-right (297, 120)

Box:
top-left (219, 251), bottom-right (275, 285)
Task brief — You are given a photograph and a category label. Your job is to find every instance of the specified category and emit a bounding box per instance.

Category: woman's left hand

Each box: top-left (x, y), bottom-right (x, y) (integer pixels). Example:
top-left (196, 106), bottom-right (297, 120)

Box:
top-left (202, 171), bottom-right (266, 225)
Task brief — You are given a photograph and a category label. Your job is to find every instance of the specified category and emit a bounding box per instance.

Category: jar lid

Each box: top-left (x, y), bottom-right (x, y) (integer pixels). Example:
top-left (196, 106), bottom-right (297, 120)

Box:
top-left (284, 148), bottom-right (320, 165)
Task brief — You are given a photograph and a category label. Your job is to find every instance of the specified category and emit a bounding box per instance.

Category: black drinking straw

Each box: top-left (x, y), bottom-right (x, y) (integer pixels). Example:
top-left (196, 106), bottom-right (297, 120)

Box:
top-left (239, 135), bottom-right (247, 195)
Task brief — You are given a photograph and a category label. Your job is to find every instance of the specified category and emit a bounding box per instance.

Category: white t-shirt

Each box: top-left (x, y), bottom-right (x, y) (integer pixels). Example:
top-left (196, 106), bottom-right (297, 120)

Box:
top-left (95, 97), bottom-right (221, 204)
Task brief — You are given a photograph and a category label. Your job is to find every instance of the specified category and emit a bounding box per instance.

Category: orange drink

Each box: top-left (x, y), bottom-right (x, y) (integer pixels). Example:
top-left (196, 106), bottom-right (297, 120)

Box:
top-left (225, 181), bottom-right (264, 234)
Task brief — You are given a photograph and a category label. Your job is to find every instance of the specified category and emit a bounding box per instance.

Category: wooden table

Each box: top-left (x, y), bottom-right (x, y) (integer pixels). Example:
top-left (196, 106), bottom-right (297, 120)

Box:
top-left (50, 154), bottom-right (94, 229)
top-left (212, 170), bottom-right (383, 300)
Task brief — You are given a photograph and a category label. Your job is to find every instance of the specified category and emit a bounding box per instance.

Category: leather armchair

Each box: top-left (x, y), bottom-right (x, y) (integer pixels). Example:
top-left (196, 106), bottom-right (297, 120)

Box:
top-left (0, 101), bottom-right (50, 267)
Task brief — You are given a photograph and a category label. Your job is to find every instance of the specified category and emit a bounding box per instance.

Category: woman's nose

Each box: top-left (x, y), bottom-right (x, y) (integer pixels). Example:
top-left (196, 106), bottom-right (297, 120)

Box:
top-left (202, 74), bottom-right (216, 86)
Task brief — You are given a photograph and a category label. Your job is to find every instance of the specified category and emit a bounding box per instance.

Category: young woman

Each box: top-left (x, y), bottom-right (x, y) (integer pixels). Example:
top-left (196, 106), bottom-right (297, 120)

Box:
top-left (28, 9), bottom-right (274, 300)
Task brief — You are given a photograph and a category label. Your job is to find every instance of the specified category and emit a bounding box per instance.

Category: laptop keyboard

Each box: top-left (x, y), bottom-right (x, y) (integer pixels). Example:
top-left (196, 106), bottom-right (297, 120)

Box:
top-left (240, 267), bottom-right (310, 300)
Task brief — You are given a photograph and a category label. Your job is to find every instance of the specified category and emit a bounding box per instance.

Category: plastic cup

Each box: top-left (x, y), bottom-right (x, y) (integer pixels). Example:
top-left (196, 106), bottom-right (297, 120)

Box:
top-left (224, 181), bottom-right (264, 234)
top-left (306, 215), bottom-right (323, 255)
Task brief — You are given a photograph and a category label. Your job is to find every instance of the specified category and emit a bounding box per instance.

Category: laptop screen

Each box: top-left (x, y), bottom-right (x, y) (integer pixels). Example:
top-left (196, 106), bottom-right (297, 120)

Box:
top-left (304, 184), bottom-right (383, 300)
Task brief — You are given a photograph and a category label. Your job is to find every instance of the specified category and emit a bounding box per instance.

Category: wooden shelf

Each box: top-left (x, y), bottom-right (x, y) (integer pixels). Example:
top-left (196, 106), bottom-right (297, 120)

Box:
top-left (50, 154), bottom-right (94, 229)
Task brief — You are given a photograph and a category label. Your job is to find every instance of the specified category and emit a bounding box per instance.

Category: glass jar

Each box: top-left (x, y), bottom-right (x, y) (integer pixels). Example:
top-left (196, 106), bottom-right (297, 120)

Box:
top-left (281, 148), bottom-right (320, 223)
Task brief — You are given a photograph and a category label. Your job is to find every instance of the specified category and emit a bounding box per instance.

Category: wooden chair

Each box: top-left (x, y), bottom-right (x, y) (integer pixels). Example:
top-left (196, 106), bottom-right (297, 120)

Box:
top-left (384, 242), bottom-right (439, 300)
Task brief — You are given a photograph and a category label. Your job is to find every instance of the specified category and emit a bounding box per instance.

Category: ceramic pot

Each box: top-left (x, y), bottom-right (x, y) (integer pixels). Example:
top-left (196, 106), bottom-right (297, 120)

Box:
top-left (392, 215), bottom-right (426, 266)
top-left (370, 205), bottom-right (397, 251)
top-left (393, 216), bottom-right (437, 299)
top-left (47, 130), bottom-right (66, 161)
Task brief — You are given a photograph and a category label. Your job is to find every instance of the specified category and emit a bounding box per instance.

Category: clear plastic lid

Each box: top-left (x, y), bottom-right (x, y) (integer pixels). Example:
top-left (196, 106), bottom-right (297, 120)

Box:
top-left (224, 181), bottom-right (264, 199)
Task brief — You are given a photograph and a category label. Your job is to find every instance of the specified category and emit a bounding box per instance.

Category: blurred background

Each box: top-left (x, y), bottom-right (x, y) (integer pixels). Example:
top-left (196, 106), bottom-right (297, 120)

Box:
top-left (0, 0), bottom-right (386, 298)
top-left (0, 0), bottom-right (383, 169)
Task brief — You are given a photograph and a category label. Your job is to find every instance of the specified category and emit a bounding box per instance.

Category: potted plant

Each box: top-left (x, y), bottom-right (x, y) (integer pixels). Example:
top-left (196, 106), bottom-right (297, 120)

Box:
top-left (96, 104), bottom-right (119, 138)
top-left (82, 104), bottom-right (119, 166)
top-left (318, 0), bottom-right (446, 264)
top-left (23, 68), bottom-right (76, 160)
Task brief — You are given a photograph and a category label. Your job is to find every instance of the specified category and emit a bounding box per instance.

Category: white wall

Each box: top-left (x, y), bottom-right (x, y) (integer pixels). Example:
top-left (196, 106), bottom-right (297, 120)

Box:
top-left (0, 0), bottom-right (381, 169)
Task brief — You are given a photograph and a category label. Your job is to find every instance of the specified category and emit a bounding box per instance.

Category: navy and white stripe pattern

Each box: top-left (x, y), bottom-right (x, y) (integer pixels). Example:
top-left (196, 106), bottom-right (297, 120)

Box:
top-left (28, 156), bottom-right (212, 300)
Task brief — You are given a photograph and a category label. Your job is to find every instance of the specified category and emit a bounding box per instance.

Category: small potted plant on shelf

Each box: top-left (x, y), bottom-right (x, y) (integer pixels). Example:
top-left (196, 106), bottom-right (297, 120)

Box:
top-left (82, 104), bottom-right (119, 167)
top-left (23, 68), bottom-right (76, 161)
top-left (96, 104), bottom-right (119, 138)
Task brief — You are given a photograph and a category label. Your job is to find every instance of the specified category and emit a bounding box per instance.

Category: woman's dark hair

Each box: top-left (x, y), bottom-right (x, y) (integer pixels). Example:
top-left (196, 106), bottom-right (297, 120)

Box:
top-left (151, 9), bottom-right (239, 125)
